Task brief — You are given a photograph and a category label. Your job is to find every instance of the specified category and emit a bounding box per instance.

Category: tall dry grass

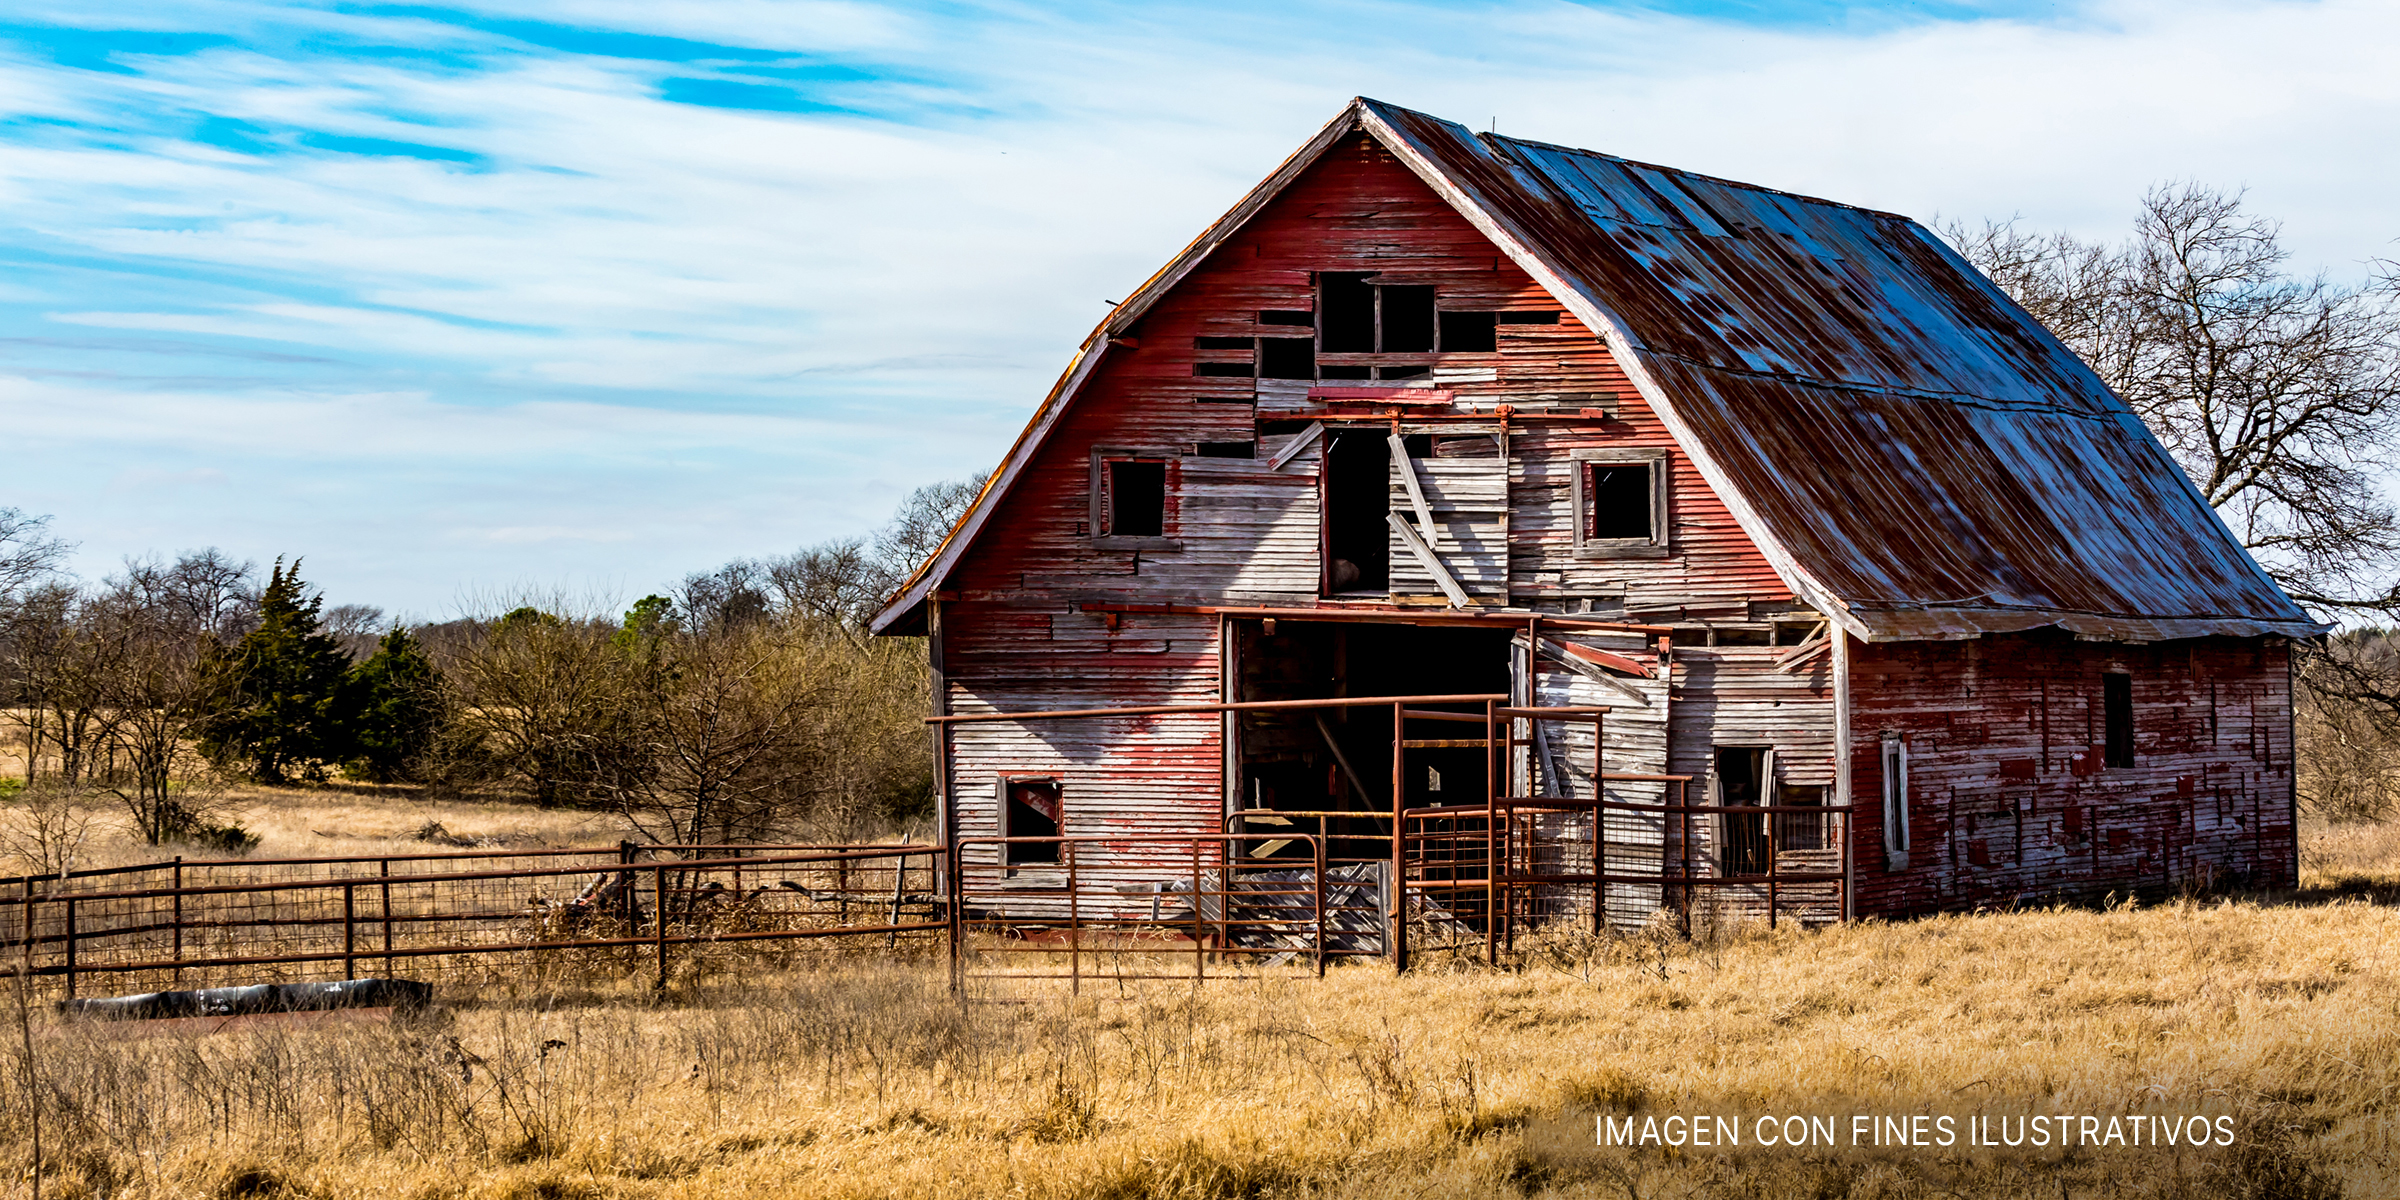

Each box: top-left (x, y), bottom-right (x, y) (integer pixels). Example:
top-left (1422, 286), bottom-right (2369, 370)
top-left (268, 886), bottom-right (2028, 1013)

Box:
top-left (0, 874), bottom-right (2390, 1199)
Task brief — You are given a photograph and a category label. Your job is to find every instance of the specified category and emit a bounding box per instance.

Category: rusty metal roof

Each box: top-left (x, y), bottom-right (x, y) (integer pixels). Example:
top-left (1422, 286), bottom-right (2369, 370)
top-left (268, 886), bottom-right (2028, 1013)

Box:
top-left (871, 99), bottom-right (2322, 643)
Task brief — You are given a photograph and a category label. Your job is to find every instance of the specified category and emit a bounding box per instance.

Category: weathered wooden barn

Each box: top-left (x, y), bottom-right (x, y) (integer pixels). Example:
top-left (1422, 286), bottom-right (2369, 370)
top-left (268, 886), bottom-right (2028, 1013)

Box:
top-left (870, 98), bottom-right (2321, 934)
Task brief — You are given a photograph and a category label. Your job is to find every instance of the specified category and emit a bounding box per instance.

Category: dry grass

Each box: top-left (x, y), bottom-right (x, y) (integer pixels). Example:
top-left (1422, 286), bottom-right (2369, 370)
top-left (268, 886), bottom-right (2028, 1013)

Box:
top-left (0, 805), bottom-right (2391, 1197)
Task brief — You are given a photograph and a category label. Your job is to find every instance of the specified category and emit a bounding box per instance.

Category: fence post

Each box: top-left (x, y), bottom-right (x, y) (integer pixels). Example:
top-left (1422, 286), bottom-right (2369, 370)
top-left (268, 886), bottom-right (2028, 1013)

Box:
top-left (1485, 702), bottom-right (1497, 966)
top-left (63, 896), bottom-right (76, 999)
top-left (653, 864), bottom-right (668, 991)
top-left (380, 858), bottom-right (393, 978)
top-left (343, 883), bottom-right (357, 980)
top-left (947, 842), bottom-right (964, 994)
top-left (886, 835), bottom-right (908, 950)
top-left (172, 856), bottom-right (185, 987)
top-left (1313, 832), bottom-right (1327, 979)
top-left (1067, 842), bottom-right (1080, 997)
top-left (1392, 701), bottom-right (1405, 971)
top-left (23, 893), bottom-right (36, 997)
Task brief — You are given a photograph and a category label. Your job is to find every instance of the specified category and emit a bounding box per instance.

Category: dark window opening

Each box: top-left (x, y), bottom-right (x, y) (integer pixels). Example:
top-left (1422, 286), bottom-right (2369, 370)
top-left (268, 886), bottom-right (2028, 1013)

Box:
top-left (1259, 337), bottom-right (1315, 380)
top-left (1004, 779), bottom-right (1061, 865)
top-left (1319, 273), bottom-right (1375, 353)
top-left (2103, 672), bottom-right (2134, 768)
top-left (1379, 285), bottom-right (1436, 352)
top-left (1670, 628), bottom-right (1711, 648)
top-left (1376, 364), bottom-right (1430, 380)
top-left (1317, 364), bottom-right (1372, 380)
top-left (1197, 441), bottom-right (1255, 459)
top-left (1496, 310), bottom-right (1561, 324)
top-left (1259, 309), bottom-right (1315, 326)
top-left (1322, 433), bottom-right (1391, 593)
top-left (1439, 310), bottom-right (1497, 352)
top-left (1194, 335), bottom-right (1254, 349)
top-left (1106, 459), bottom-right (1166, 537)
top-left (1194, 362), bottom-right (1254, 378)
top-left (1777, 784), bottom-right (1826, 851)
top-left (1714, 627), bottom-right (1772, 647)
top-left (1586, 461), bottom-right (1654, 540)
top-left (1717, 747), bottom-right (1770, 875)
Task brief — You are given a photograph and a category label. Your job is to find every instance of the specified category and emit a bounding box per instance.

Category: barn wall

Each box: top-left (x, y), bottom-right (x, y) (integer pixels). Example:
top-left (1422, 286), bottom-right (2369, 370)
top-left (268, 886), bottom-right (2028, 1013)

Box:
top-left (937, 133), bottom-right (1794, 867)
top-left (1848, 633), bottom-right (2296, 917)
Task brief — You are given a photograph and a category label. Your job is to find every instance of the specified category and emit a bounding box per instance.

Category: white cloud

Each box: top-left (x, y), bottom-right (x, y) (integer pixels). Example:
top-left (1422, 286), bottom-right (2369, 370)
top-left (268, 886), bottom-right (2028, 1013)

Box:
top-left (2, 0), bottom-right (2395, 611)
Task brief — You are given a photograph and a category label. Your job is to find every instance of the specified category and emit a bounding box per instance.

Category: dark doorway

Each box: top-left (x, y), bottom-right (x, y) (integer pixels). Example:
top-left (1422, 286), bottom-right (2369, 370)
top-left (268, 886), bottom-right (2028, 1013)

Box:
top-left (1322, 432), bottom-right (1391, 594)
top-left (1716, 747), bottom-right (1770, 876)
top-left (1233, 620), bottom-right (1511, 866)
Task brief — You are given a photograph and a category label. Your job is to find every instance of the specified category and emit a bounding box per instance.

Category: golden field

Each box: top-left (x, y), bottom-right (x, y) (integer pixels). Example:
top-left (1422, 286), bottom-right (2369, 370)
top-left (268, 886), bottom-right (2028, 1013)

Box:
top-left (0, 795), bottom-right (2390, 1199)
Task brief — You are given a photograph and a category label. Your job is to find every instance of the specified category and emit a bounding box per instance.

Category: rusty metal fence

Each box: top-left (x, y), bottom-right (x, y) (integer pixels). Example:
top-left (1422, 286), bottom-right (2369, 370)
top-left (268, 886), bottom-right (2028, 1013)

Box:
top-left (0, 844), bottom-right (946, 998)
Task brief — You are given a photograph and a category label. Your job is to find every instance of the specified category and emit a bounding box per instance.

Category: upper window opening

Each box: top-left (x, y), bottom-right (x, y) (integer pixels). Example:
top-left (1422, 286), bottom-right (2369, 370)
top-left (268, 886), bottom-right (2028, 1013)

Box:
top-left (1259, 337), bottom-right (1315, 380)
top-left (1379, 285), bottom-right (1435, 352)
top-left (1107, 459), bottom-right (1167, 537)
top-left (1259, 309), bottom-right (1315, 326)
top-left (1195, 335), bottom-right (1254, 350)
top-left (1196, 441), bottom-right (1255, 459)
top-left (1319, 273), bottom-right (1376, 353)
top-left (1586, 461), bottom-right (1654, 540)
top-left (1438, 310), bottom-right (1497, 352)
top-left (2103, 672), bottom-right (2134, 768)
top-left (1004, 779), bottom-right (1061, 865)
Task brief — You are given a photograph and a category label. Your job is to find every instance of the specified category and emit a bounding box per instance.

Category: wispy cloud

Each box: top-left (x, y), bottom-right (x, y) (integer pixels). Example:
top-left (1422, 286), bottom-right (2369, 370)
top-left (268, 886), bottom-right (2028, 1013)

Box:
top-left (2, 0), bottom-right (2395, 611)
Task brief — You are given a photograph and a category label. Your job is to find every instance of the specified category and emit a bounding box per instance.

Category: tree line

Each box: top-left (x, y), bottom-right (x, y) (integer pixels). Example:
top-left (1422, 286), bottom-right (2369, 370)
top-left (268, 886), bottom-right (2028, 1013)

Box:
top-left (0, 476), bottom-right (985, 851)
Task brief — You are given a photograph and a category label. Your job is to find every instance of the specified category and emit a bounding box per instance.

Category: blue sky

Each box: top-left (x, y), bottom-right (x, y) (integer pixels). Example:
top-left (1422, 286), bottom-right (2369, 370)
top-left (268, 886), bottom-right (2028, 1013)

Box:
top-left (3, 0), bottom-right (2396, 617)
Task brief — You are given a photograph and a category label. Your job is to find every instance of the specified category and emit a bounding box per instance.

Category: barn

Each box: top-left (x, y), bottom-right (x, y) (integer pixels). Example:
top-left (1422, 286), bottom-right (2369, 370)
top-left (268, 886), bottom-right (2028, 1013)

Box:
top-left (869, 98), bottom-right (2321, 943)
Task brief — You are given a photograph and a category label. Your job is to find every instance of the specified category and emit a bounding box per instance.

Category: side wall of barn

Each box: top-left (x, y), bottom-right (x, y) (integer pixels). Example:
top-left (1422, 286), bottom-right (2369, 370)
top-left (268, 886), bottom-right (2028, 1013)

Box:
top-left (1847, 632), bottom-right (2297, 917)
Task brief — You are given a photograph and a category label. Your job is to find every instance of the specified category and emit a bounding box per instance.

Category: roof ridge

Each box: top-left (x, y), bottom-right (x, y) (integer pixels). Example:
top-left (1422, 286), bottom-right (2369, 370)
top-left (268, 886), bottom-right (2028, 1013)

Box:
top-left (1480, 131), bottom-right (1915, 224)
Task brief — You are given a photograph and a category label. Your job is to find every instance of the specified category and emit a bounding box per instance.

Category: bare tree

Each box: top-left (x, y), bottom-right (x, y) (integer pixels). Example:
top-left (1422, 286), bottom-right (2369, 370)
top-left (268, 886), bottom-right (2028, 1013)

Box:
top-left (1949, 185), bottom-right (2400, 616)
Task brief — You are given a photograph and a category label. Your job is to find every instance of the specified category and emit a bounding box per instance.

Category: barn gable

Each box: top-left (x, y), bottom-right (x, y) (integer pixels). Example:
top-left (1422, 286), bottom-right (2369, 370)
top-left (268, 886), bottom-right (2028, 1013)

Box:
top-left (873, 99), bottom-right (2321, 645)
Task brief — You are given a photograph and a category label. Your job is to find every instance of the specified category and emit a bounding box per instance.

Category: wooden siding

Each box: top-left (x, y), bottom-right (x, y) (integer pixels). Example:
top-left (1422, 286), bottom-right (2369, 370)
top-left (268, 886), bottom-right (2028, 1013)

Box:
top-left (1519, 629), bottom-right (1672, 925)
top-left (1847, 633), bottom-right (2297, 917)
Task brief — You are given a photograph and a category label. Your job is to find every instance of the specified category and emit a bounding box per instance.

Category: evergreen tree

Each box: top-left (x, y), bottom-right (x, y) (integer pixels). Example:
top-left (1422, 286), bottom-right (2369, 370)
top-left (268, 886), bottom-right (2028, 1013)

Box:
top-left (198, 559), bottom-right (352, 783)
top-left (341, 626), bottom-right (446, 782)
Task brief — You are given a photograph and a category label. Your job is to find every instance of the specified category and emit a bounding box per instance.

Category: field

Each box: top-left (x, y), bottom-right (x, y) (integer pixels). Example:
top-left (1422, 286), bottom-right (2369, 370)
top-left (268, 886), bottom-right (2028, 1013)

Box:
top-left (0, 788), bottom-right (2391, 1199)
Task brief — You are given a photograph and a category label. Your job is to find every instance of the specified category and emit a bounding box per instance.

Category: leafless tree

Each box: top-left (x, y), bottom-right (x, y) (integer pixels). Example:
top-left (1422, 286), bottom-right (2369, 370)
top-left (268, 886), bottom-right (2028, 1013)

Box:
top-left (1952, 186), bottom-right (2400, 802)
top-left (450, 609), bottom-right (638, 807)
top-left (1949, 185), bottom-right (2400, 617)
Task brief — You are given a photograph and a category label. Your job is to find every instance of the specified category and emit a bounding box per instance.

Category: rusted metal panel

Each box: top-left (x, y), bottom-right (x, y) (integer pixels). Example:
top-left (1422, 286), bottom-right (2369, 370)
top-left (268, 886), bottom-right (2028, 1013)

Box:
top-left (1846, 633), bottom-right (2295, 916)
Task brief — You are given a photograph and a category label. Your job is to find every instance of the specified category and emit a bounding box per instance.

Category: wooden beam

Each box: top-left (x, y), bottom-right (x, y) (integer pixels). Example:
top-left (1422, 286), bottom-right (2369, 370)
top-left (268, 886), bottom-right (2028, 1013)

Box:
top-left (1268, 422), bottom-right (1325, 472)
top-left (1535, 638), bottom-right (1651, 707)
top-left (1387, 433), bottom-right (1440, 545)
top-left (1387, 512), bottom-right (1469, 607)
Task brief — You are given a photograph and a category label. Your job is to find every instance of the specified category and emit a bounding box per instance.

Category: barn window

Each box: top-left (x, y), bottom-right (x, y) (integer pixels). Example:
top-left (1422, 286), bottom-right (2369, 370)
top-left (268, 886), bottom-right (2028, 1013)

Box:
top-left (1089, 449), bottom-right (1177, 548)
top-left (1438, 310), bottom-right (1497, 352)
top-left (1570, 448), bottom-right (1669, 558)
top-left (1777, 784), bottom-right (1827, 851)
top-left (2103, 671), bottom-right (2134, 768)
top-left (1003, 778), bottom-right (1061, 865)
top-left (1714, 747), bottom-right (1773, 875)
top-left (1880, 734), bottom-right (1911, 862)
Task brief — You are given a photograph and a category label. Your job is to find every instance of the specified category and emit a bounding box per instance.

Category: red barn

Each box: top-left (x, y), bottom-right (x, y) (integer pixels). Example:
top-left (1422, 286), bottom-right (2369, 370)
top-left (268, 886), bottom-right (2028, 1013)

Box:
top-left (871, 99), bottom-right (2320, 935)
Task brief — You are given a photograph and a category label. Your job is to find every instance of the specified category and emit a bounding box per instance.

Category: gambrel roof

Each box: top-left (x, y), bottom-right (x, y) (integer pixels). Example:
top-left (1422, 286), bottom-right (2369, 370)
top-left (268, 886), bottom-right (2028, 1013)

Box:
top-left (872, 99), bottom-right (2323, 643)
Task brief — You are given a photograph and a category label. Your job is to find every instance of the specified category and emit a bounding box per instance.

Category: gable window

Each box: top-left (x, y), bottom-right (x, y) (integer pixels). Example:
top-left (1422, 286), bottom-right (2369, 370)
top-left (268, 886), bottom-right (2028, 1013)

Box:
top-left (1569, 447), bottom-right (1669, 558)
top-left (2103, 671), bottom-right (2134, 768)
top-left (1315, 274), bottom-right (1443, 379)
top-left (1003, 778), bottom-right (1062, 865)
top-left (1090, 449), bottom-right (1178, 549)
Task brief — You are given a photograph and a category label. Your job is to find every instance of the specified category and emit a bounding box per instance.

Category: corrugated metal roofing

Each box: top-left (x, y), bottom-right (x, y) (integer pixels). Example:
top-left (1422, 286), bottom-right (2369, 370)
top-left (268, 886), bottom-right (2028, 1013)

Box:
top-left (871, 99), bottom-right (2322, 643)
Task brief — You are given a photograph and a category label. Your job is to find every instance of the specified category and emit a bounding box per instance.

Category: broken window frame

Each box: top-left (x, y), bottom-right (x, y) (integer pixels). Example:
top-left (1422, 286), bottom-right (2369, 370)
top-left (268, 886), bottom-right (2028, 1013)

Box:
top-left (1880, 734), bottom-right (1911, 863)
top-left (1312, 273), bottom-right (1499, 381)
top-left (1569, 447), bottom-right (1670, 559)
top-left (1000, 776), bottom-right (1062, 866)
top-left (1089, 447), bottom-right (1180, 551)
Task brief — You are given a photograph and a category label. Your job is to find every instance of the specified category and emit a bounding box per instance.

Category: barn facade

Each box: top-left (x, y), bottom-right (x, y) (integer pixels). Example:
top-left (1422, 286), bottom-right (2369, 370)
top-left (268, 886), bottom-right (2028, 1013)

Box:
top-left (870, 99), bottom-right (2319, 933)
